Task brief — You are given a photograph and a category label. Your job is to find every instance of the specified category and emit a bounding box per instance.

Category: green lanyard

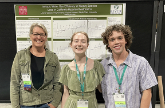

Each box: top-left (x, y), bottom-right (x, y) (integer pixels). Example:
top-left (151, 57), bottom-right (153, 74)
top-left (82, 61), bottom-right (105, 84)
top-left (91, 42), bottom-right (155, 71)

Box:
top-left (113, 65), bottom-right (127, 93)
top-left (74, 57), bottom-right (88, 96)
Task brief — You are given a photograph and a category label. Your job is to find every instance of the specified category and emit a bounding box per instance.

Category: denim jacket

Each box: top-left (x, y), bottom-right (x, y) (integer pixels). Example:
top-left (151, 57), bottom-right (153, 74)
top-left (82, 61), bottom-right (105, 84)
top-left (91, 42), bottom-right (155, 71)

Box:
top-left (10, 46), bottom-right (62, 108)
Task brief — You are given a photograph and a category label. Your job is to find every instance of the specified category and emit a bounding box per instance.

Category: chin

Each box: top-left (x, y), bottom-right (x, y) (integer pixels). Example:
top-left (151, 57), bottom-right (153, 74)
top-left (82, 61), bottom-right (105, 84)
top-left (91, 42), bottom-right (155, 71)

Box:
top-left (33, 45), bottom-right (45, 48)
top-left (113, 50), bottom-right (122, 54)
top-left (75, 51), bottom-right (85, 54)
top-left (75, 52), bottom-right (83, 54)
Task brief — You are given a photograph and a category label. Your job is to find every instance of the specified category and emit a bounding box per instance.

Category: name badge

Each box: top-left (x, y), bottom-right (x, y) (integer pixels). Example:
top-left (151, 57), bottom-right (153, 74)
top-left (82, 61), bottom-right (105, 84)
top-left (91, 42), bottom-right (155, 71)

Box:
top-left (113, 93), bottom-right (126, 108)
top-left (22, 74), bottom-right (31, 91)
top-left (77, 99), bottom-right (88, 108)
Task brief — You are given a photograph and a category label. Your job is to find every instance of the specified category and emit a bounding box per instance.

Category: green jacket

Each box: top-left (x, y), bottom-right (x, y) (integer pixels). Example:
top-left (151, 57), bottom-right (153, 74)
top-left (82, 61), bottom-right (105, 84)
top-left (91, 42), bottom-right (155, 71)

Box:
top-left (10, 46), bottom-right (62, 108)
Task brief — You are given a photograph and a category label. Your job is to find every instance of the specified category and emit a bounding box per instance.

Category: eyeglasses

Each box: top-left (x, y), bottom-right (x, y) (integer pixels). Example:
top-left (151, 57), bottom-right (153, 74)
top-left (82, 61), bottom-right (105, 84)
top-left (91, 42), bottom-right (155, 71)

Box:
top-left (32, 33), bottom-right (46, 38)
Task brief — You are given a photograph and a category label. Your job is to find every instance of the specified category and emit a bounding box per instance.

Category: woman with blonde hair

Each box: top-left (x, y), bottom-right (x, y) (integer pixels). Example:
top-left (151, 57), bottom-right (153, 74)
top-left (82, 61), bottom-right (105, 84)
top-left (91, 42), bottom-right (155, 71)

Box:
top-left (10, 23), bottom-right (62, 108)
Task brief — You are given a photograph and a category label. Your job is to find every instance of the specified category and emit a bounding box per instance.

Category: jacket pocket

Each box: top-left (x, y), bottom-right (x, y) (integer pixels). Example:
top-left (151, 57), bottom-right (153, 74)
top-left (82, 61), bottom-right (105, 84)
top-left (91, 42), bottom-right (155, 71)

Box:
top-left (19, 60), bottom-right (29, 74)
top-left (20, 88), bottom-right (34, 102)
top-left (45, 62), bottom-right (57, 82)
top-left (42, 84), bottom-right (54, 100)
top-left (47, 62), bottom-right (57, 71)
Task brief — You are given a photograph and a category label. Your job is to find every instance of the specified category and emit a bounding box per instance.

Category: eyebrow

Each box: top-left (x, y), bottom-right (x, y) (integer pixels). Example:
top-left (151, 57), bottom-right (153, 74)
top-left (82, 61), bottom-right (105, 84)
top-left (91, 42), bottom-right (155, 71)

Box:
top-left (73, 39), bottom-right (86, 40)
top-left (33, 32), bottom-right (45, 34)
top-left (109, 35), bottom-right (123, 38)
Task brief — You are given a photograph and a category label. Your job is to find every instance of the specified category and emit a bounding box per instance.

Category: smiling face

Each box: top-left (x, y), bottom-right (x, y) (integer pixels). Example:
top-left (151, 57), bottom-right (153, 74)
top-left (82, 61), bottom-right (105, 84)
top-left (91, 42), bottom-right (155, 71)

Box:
top-left (30, 26), bottom-right (47, 49)
top-left (70, 33), bottom-right (89, 55)
top-left (108, 31), bottom-right (127, 55)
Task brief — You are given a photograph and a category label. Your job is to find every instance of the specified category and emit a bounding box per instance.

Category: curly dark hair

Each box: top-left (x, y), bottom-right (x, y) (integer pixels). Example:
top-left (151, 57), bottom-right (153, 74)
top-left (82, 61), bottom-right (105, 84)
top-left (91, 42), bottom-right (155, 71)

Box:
top-left (101, 24), bottom-right (133, 52)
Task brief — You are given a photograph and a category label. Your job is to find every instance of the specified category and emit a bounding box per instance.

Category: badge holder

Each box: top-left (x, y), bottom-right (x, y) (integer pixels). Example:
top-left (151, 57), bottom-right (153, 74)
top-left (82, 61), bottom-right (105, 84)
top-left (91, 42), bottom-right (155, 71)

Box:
top-left (113, 93), bottom-right (126, 108)
top-left (22, 74), bottom-right (31, 91)
top-left (77, 99), bottom-right (88, 108)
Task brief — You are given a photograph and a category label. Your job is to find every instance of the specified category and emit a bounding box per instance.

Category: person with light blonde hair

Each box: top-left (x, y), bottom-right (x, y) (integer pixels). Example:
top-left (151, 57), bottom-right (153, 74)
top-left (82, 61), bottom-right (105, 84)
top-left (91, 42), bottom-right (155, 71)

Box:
top-left (10, 23), bottom-right (62, 108)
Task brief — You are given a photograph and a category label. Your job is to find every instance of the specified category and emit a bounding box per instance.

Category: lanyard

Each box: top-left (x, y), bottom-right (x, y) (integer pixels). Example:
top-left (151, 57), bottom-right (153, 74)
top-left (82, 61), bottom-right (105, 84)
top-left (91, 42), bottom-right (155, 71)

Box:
top-left (74, 56), bottom-right (88, 97)
top-left (113, 65), bottom-right (127, 93)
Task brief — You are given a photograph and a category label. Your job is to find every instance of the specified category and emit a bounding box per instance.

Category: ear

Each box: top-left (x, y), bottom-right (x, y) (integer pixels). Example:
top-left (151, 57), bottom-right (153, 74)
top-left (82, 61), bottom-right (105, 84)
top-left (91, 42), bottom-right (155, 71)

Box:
top-left (45, 36), bottom-right (48, 41)
top-left (69, 43), bottom-right (72, 47)
top-left (30, 34), bottom-right (32, 41)
top-left (87, 43), bottom-right (89, 47)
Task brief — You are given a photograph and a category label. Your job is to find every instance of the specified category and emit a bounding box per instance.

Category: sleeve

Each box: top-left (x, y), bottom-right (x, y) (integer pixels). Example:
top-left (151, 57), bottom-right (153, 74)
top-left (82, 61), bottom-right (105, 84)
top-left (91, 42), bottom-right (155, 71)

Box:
top-left (51, 54), bottom-right (62, 107)
top-left (10, 53), bottom-right (21, 108)
top-left (139, 58), bottom-right (158, 92)
top-left (59, 65), bottom-right (68, 86)
top-left (100, 60), bottom-right (108, 102)
top-left (96, 60), bottom-right (105, 84)
top-left (101, 75), bottom-right (108, 104)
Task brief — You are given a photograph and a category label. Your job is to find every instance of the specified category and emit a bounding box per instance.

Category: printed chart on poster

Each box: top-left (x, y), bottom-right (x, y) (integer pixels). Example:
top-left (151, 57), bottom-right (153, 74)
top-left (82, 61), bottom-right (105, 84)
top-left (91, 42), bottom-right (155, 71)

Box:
top-left (15, 3), bottom-right (126, 66)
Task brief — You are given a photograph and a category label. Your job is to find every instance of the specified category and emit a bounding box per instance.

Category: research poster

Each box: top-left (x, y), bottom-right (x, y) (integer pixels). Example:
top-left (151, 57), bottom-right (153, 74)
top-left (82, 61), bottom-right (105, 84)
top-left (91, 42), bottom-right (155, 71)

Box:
top-left (14, 3), bottom-right (126, 67)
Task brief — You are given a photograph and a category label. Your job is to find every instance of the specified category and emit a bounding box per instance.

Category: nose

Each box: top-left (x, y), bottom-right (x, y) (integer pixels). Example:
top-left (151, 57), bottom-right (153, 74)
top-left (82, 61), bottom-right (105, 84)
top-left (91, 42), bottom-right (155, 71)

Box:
top-left (77, 41), bottom-right (82, 46)
top-left (114, 39), bottom-right (119, 44)
top-left (36, 35), bottom-right (42, 39)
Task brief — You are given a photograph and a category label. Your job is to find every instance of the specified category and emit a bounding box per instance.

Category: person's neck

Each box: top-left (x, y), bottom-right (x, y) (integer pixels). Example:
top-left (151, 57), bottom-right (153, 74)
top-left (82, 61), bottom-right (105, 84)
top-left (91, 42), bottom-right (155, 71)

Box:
top-left (30, 46), bottom-right (45, 57)
top-left (112, 50), bottom-right (128, 67)
top-left (74, 54), bottom-right (86, 64)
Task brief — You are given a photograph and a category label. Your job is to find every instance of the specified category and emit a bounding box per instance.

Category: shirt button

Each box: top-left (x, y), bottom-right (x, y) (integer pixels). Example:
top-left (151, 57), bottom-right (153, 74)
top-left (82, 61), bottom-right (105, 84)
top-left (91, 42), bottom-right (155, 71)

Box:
top-left (38, 94), bottom-right (40, 96)
top-left (45, 70), bottom-right (47, 72)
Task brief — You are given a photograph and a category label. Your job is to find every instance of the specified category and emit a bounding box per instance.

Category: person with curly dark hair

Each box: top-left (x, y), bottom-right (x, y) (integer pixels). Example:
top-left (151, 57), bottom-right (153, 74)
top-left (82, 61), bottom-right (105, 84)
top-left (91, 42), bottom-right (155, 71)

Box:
top-left (101, 24), bottom-right (133, 53)
top-left (101, 24), bottom-right (157, 108)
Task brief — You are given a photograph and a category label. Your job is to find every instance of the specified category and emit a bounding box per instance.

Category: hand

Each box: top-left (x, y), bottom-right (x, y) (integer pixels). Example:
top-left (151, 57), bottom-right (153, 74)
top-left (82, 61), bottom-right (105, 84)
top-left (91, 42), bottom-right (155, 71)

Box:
top-left (48, 103), bottom-right (56, 108)
top-left (97, 84), bottom-right (102, 93)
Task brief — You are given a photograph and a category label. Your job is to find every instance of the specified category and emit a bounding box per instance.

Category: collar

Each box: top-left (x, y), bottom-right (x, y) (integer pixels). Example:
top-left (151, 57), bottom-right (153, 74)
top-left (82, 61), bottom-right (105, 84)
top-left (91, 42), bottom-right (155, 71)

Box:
top-left (108, 50), bottom-right (132, 68)
top-left (27, 45), bottom-right (48, 51)
top-left (25, 45), bottom-right (51, 63)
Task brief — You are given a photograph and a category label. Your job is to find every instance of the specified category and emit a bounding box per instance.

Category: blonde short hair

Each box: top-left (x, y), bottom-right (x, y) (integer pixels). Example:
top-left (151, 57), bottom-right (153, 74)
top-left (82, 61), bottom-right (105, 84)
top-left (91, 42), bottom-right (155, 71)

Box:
top-left (29, 23), bottom-right (48, 36)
